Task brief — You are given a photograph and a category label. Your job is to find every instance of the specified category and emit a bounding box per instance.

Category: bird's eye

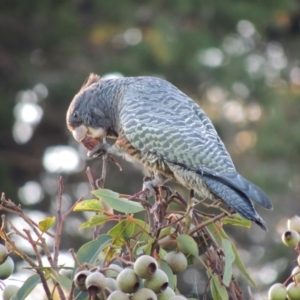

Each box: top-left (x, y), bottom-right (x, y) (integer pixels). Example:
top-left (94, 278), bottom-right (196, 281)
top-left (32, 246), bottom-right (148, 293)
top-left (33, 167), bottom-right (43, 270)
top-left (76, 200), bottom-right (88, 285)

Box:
top-left (73, 112), bottom-right (79, 119)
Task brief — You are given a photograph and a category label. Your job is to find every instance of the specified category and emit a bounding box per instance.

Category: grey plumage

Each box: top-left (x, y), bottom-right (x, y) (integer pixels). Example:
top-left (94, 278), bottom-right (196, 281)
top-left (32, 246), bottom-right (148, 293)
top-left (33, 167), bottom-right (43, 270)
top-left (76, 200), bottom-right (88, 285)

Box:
top-left (66, 75), bottom-right (272, 230)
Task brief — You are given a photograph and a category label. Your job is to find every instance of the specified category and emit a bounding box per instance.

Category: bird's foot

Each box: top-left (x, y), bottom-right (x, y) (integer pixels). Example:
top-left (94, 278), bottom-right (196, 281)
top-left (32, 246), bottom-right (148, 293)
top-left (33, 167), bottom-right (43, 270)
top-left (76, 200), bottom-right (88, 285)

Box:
top-left (87, 142), bottom-right (113, 158)
top-left (141, 177), bottom-right (158, 199)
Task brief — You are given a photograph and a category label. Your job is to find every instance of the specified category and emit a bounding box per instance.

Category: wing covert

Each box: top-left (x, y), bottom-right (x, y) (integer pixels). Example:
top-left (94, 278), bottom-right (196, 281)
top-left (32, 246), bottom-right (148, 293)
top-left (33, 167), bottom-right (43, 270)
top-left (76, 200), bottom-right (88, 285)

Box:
top-left (119, 77), bottom-right (235, 174)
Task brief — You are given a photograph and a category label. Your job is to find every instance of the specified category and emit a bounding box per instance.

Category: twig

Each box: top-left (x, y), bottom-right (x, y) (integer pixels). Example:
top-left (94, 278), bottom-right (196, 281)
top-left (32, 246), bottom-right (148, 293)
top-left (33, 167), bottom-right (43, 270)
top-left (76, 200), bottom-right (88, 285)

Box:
top-left (86, 167), bottom-right (96, 190)
top-left (188, 212), bottom-right (227, 236)
top-left (54, 176), bottom-right (63, 266)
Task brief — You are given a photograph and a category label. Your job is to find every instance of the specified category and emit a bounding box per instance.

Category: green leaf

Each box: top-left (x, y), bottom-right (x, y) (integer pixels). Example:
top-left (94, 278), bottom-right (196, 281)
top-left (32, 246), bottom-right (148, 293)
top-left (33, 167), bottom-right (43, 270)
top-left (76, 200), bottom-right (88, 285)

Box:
top-left (208, 223), bottom-right (257, 288)
top-left (177, 234), bottom-right (198, 257)
top-left (77, 234), bottom-right (112, 265)
top-left (209, 272), bottom-right (219, 300)
top-left (49, 269), bottom-right (72, 290)
top-left (15, 274), bottom-right (40, 300)
top-left (108, 219), bottom-right (135, 240)
top-left (158, 225), bottom-right (173, 238)
top-left (108, 218), bottom-right (151, 242)
top-left (38, 216), bottom-right (56, 232)
top-left (222, 238), bottom-right (235, 287)
top-left (160, 260), bottom-right (176, 290)
top-left (219, 227), bottom-right (256, 287)
top-left (79, 214), bottom-right (110, 229)
top-left (92, 189), bottom-right (145, 213)
top-left (222, 215), bottom-right (251, 228)
top-left (207, 269), bottom-right (229, 300)
top-left (73, 199), bottom-right (104, 212)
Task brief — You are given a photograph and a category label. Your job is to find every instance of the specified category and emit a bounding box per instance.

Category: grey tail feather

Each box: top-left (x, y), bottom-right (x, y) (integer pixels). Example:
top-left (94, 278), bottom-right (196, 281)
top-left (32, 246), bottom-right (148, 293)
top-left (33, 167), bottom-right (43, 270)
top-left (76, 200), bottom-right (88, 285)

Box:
top-left (202, 175), bottom-right (268, 231)
top-left (212, 172), bottom-right (272, 210)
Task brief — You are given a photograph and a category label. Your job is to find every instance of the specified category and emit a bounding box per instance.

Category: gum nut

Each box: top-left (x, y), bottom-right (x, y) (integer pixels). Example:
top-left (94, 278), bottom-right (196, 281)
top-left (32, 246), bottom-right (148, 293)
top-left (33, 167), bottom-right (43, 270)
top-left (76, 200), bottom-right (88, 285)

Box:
top-left (291, 266), bottom-right (300, 283)
top-left (288, 216), bottom-right (300, 233)
top-left (297, 255), bottom-right (300, 266)
top-left (85, 272), bottom-right (106, 294)
top-left (143, 269), bottom-right (169, 293)
top-left (164, 251), bottom-right (187, 274)
top-left (2, 285), bottom-right (19, 300)
top-left (169, 296), bottom-right (188, 300)
top-left (287, 282), bottom-right (300, 300)
top-left (74, 270), bottom-right (91, 291)
top-left (116, 268), bottom-right (140, 293)
top-left (282, 230), bottom-right (300, 247)
top-left (134, 255), bottom-right (158, 279)
top-left (104, 277), bottom-right (118, 292)
top-left (104, 264), bottom-right (123, 278)
top-left (0, 256), bottom-right (14, 279)
top-left (268, 283), bottom-right (287, 300)
top-left (132, 288), bottom-right (158, 300)
top-left (107, 290), bottom-right (130, 300)
top-left (0, 244), bottom-right (8, 264)
top-left (157, 286), bottom-right (176, 300)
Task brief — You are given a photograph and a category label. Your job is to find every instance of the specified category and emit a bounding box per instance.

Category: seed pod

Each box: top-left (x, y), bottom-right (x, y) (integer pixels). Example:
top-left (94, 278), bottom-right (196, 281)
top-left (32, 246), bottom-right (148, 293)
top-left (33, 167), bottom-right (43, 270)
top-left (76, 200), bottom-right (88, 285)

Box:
top-left (132, 288), bottom-right (158, 300)
top-left (74, 270), bottom-right (91, 291)
top-left (268, 283), bottom-right (287, 300)
top-left (85, 272), bottom-right (106, 295)
top-left (288, 216), bottom-right (300, 233)
top-left (0, 256), bottom-right (14, 280)
top-left (2, 284), bottom-right (19, 300)
top-left (292, 266), bottom-right (300, 283)
top-left (0, 244), bottom-right (8, 264)
top-left (164, 251), bottom-right (187, 274)
top-left (157, 287), bottom-right (176, 300)
top-left (287, 282), bottom-right (300, 300)
top-left (116, 268), bottom-right (140, 293)
top-left (105, 277), bottom-right (118, 292)
top-left (282, 230), bottom-right (300, 247)
top-left (169, 296), bottom-right (188, 300)
top-left (134, 255), bottom-right (158, 279)
top-left (143, 269), bottom-right (168, 294)
top-left (104, 263), bottom-right (123, 278)
top-left (107, 290), bottom-right (130, 300)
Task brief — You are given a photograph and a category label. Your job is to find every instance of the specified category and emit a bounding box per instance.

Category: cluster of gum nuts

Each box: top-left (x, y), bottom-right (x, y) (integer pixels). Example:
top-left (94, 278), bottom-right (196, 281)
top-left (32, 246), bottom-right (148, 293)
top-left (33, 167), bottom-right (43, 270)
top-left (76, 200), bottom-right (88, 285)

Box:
top-left (268, 216), bottom-right (300, 300)
top-left (75, 251), bottom-right (189, 300)
top-left (0, 244), bottom-right (19, 300)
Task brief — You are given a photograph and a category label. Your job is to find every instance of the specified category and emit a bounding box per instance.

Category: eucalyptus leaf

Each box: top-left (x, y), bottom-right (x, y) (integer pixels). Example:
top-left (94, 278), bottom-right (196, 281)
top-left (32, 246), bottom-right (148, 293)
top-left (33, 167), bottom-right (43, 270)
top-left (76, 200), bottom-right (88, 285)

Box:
top-left (73, 199), bottom-right (104, 212)
top-left (15, 274), bottom-right (40, 300)
top-left (92, 189), bottom-right (145, 213)
top-left (79, 214), bottom-right (110, 229)
top-left (77, 234), bottom-right (112, 265)
top-left (222, 238), bottom-right (235, 287)
top-left (38, 216), bottom-right (56, 232)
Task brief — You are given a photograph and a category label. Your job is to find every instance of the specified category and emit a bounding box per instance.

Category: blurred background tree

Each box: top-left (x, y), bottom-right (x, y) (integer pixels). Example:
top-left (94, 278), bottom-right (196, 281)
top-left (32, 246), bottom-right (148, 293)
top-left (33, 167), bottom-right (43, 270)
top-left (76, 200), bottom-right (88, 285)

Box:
top-left (0, 0), bottom-right (300, 298)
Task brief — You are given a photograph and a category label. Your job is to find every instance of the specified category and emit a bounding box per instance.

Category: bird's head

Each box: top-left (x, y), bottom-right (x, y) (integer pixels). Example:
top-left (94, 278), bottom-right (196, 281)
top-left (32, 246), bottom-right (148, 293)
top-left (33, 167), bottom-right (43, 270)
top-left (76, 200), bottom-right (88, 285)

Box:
top-left (66, 74), bottom-right (114, 144)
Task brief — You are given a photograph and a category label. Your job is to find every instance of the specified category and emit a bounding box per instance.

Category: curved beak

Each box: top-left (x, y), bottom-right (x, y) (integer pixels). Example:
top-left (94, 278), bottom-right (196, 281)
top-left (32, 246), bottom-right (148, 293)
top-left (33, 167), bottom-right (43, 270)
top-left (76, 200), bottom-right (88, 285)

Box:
top-left (72, 125), bottom-right (107, 142)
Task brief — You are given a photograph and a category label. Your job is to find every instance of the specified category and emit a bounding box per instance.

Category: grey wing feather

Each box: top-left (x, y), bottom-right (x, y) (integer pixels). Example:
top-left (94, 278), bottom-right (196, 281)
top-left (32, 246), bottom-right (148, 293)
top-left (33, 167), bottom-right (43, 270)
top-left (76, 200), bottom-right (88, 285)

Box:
top-left (120, 77), bottom-right (271, 210)
top-left (120, 77), bottom-right (234, 173)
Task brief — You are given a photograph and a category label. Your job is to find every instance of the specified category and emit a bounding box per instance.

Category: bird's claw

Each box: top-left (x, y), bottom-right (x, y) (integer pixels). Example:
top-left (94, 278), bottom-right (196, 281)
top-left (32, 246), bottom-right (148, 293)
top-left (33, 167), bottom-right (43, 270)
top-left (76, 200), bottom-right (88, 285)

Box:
top-left (88, 142), bottom-right (111, 158)
top-left (141, 180), bottom-right (157, 199)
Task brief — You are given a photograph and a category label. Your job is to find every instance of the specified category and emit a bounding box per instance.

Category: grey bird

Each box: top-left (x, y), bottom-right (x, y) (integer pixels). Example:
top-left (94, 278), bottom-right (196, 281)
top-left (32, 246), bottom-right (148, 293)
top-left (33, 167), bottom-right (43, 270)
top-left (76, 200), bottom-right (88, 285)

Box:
top-left (66, 74), bottom-right (272, 230)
